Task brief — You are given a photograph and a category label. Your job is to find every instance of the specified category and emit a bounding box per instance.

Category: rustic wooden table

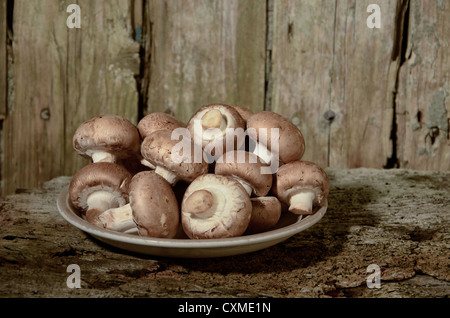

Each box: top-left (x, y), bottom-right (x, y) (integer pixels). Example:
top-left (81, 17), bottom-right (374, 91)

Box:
top-left (0, 168), bottom-right (448, 298)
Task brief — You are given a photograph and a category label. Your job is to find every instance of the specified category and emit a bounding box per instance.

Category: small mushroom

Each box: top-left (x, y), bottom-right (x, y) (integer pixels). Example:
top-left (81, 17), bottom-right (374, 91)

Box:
top-left (246, 196), bottom-right (282, 234)
top-left (181, 174), bottom-right (252, 239)
top-left (246, 111), bottom-right (305, 166)
top-left (90, 171), bottom-right (180, 238)
top-left (69, 162), bottom-right (132, 220)
top-left (73, 115), bottom-right (141, 163)
top-left (214, 150), bottom-right (272, 197)
top-left (141, 130), bottom-right (209, 185)
top-left (186, 104), bottom-right (246, 160)
top-left (272, 161), bottom-right (330, 215)
top-left (137, 112), bottom-right (186, 140)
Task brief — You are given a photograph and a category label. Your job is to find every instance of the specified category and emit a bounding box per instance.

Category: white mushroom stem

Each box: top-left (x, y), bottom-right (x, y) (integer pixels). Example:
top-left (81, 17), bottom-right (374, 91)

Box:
top-left (201, 109), bottom-right (227, 131)
top-left (251, 141), bottom-right (273, 165)
top-left (97, 204), bottom-right (138, 234)
top-left (140, 157), bottom-right (156, 169)
top-left (155, 165), bottom-right (179, 186)
top-left (288, 190), bottom-right (316, 215)
top-left (86, 190), bottom-right (121, 212)
top-left (91, 151), bottom-right (116, 163)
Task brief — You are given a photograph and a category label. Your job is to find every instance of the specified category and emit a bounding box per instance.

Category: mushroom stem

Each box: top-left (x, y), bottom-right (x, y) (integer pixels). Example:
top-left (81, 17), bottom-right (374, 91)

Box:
top-left (184, 190), bottom-right (214, 215)
top-left (140, 157), bottom-right (156, 169)
top-left (86, 190), bottom-right (121, 212)
top-left (288, 190), bottom-right (316, 215)
top-left (251, 141), bottom-right (273, 164)
top-left (155, 166), bottom-right (180, 185)
top-left (97, 204), bottom-right (138, 233)
top-left (91, 151), bottom-right (116, 163)
top-left (201, 109), bottom-right (227, 130)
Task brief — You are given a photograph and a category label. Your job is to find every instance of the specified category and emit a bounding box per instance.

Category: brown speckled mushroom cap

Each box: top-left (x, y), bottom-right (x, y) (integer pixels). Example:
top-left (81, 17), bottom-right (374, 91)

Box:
top-left (69, 162), bottom-right (132, 215)
top-left (230, 105), bottom-right (253, 123)
top-left (214, 150), bottom-right (272, 197)
top-left (246, 196), bottom-right (282, 234)
top-left (137, 112), bottom-right (186, 140)
top-left (246, 111), bottom-right (305, 164)
top-left (129, 171), bottom-right (179, 238)
top-left (73, 115), bottom-right (141, 162)
top-left (181, 174), bottom-right (252, 239)
top-left (186, 104), bottom-right (246, 157)
top-left (272, 160), bottom-right (330, 215)
top-left (140, 130), bottom-right (209, 184)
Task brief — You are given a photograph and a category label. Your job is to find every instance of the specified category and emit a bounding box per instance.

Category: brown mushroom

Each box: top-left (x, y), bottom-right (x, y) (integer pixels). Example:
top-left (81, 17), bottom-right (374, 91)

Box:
top-left (141, 130), bottom-right (209, 186)
top-left (186, 104), bottom-right (246, 160)
top-left (246, 196), bottom-right (282, 234)
top-left (73, 115), bottom-right (141, 163)
top-left (230, 105), bottom-right (253, 123)
top-left (246, 111), bottom-right (305, 168)
top-left (69, 162), bottom-right (132, 220)
top-left (90, 170), bottom-right (180, 238)
top-left (272, 161), bottom-right (330, 215)
top-left (137, 112), bottom-right (186, 140)
top-left (181, 174), bottom-right (252, 239)
top-left (214, 150), bottom-right (272, 197)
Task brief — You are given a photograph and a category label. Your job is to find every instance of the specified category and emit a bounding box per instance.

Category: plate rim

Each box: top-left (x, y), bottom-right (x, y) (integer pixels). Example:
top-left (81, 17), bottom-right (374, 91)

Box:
top-left (57, 185), bottom-right (327, 250)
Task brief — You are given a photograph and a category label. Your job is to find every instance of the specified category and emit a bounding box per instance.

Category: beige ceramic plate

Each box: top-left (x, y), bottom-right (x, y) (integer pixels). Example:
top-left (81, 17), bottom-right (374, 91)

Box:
top-left (57, 186), bottom-right (327, 258)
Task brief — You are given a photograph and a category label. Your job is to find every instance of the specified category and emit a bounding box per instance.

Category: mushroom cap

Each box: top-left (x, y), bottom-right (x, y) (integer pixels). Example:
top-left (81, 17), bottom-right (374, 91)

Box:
top-left (214, 150), bottom-right (272, 197)
top-left (73, 115), bottom-right (141, 161)
top-left (140, 130), bottom-right (209, 183)
top-left (186, 104), bottom-right (246, 156)
top-left (181, 174), bottom-right (252, 239)
top-left (129, 171), bottom-right (179, 238)
top-left (246, 111), bottom-right (305, 164)
top-left (246, 196), bottom-right (282, 234)
top-left (230, 105), bottom-right (253, 123)
top-left (272, 160), bottom-right (330, 207)
top-left (137, 112), bottom-right (185, 140)
top-left (69, 162), bottom-right (132, 214)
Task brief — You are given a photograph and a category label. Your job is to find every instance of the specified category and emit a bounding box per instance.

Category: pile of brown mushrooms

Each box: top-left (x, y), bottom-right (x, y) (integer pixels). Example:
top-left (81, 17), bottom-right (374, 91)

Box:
top-left (69, 104), bottom-right (330, 239)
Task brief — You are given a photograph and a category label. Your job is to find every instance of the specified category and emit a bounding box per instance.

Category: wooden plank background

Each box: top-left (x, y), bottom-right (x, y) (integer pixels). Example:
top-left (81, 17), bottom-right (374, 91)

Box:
top-left (0, 0), bottom-right (449, 196)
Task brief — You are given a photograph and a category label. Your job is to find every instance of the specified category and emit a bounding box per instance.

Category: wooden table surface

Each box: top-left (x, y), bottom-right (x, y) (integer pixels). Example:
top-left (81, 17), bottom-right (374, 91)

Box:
top-left (0, 168), bottom-right (448, 298)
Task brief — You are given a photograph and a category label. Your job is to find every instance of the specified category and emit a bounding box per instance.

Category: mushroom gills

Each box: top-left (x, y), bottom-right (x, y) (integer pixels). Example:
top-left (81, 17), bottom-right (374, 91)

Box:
top-left (286, 187), bottom-right (321, 215)
top-left (84, 189), bottom-right (125, 212)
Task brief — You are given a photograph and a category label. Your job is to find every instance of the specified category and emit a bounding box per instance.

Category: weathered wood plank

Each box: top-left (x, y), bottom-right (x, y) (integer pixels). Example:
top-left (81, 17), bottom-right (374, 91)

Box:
top-left (0, 0), bottom-right (7, 119)
top-left (1, 0), bottom-right (140, 195)
top-left (271, 0), bottom-right (400, 169)
top-left (0, 169), bottom-right (448, 297)
top-left (396, 0), bottom-right (450, 170)
top-left (145, 0), bottom-right (266, 123)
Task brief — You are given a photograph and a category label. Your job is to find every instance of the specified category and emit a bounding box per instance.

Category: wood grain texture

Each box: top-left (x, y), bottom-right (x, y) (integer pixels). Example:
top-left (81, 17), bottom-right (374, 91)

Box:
top-left (145, 0), bottom-right (266, 123)
top-left (271, 0), bottom-right (401, 169)
top-left (0, 0), bottom-right (6, 119)
top-left (0, 169), bottom-right (448, 297)
top-left (1, 0), bottom-right (140, 195)
top-left (396, 0), bottom-right (450, 170)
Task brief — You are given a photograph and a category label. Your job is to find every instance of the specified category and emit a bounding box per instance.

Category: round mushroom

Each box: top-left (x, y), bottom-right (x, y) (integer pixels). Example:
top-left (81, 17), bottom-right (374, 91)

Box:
top-left (181, 174), bottom-right (252, 239)
top-left (69, 162), bottom-right (132, 220)
top-left (246, 111), bottom-right (305, 166)
top-left (186, 104), bottom-right (246, 160)
top-left (272, 160), bottom-right (330, 215)
top-left (214, 150), bottom-right (272, 197)
top-left (73, 115), bottom-right (141, 163)
top-left (246, 196), bottom-right (282, 234)
top-left (137, 112), bottom-right (186, 140)
top-left (141, 129), bottom-right (209, 185)
top-left (90, 170), bottom-right (180, 238)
